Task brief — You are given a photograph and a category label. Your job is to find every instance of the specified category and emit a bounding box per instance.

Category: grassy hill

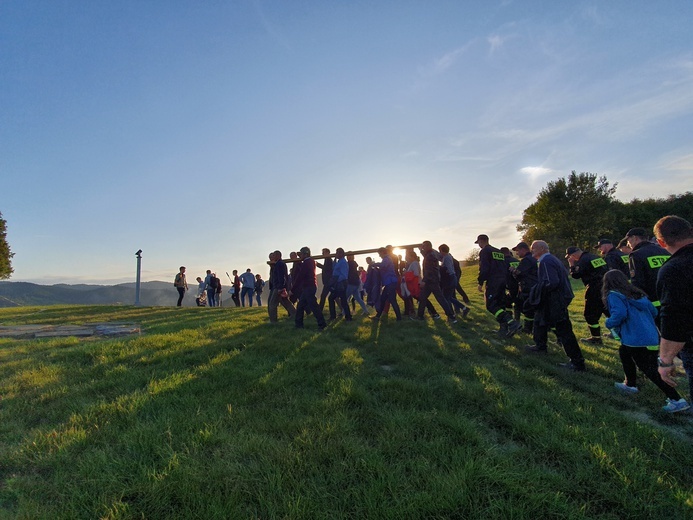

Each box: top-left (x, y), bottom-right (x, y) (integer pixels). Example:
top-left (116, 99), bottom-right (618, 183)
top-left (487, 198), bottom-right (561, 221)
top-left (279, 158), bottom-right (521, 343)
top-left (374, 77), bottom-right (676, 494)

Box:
top-left (0, 281), bottom-right (179, 307)
top-left (1, 267), bottom-right (691, 519)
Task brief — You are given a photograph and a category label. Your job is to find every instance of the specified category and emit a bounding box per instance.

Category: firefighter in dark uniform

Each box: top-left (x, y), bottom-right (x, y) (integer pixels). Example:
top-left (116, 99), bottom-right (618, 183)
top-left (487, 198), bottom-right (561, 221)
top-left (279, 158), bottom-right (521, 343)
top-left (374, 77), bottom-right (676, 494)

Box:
top-left (624, 227), bottom-right (670, 315)
top-left (510, 241), bottom-right (538, 335)
top-left (595, 238), bottom-right (630, 278)
top-left (566, 246), bottom-right (608, 344)
top-left (501, 247), bottom-right (520, 319)
top-left (476, 234), bottom-right (522, 336)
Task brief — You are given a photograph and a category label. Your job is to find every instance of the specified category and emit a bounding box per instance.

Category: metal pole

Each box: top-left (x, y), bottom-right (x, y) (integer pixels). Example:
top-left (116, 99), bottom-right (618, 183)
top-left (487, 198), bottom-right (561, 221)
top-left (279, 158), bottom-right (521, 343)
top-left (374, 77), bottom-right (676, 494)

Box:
top-left (135, 250), bottom-right (142, 306)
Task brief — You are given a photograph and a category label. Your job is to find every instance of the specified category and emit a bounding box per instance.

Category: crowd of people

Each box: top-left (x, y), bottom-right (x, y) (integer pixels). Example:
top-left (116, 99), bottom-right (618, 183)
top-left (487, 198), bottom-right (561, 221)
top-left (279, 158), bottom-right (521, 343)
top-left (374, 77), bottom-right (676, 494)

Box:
top-left (174, 215), bottom-right (693, 414)
top-left (173, 267), bottom-right (264, 308)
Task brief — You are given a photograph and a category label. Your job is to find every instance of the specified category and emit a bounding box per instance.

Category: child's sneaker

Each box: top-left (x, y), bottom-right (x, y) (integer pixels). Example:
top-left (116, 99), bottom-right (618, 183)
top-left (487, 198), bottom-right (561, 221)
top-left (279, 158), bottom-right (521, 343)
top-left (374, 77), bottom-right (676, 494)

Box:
top-left (662, 398), bottom-right (691, 413)
top-left (614, 382), bottom-right (638, 394)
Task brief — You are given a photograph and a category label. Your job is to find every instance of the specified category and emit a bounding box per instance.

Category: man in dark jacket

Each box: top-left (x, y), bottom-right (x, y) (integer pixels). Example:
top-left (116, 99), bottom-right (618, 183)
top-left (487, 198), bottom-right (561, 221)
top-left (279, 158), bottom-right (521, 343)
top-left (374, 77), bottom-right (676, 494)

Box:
top-left (316, 248), bottom-right (333, 311)
top-left (654, 215), bottom-right (693, 412)
top-left (527, 240), bottom-right (586, 371)
top-left (415, 241), bottom-right (456, 322)
top-left (625, 227), bottom-right (670, 311)
top-left (290, 247), bottom-right (327, 330)
top-left (476, 234), bottom-right (522, 336)
top-left (596, 238), bottom-right (630, 278)
top-left (267, 251), bottom-right (296, 323)
top-left (566, 246), bottom-right (608, 344)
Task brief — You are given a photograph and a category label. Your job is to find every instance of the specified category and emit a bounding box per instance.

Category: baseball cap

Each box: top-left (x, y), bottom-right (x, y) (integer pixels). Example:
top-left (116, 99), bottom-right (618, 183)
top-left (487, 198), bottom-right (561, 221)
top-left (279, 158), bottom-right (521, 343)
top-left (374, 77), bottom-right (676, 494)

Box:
top-left (565, 246), bottom-right (580, 258)
top-left (595, 238), bottom-right (612, 248)
top-left (474, 234), bottom-right (489, 244)
top-left (500, 247), bottom-right (511, 256)
top-left (624, 227), bottom-right (646, 240)
top-left (512, 242), bottom-right (529, 251)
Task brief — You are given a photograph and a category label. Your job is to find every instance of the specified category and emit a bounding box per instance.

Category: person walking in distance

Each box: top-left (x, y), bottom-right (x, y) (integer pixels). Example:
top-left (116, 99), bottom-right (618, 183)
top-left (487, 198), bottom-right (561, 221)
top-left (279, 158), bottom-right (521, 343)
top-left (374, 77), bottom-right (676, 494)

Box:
top-left (204, 269), bottom-right (217, 308)
top-left (290, 247), bottom-right (327, 330)
top-left (174, 266), bottom-right (188, 307)
top-left (267, 251), bottom-right (296, 323)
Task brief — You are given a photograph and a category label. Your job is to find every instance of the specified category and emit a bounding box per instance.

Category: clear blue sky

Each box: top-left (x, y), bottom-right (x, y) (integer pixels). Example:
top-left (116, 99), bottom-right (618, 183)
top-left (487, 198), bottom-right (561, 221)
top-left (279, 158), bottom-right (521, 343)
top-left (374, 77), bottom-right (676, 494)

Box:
top-left (2, 1), bottom-right (692, 285)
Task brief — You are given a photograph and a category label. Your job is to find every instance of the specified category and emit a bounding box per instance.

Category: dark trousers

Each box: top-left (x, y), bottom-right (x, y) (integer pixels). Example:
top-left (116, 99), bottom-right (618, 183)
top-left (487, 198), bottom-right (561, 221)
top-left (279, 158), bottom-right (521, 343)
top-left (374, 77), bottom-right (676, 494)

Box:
top-left (485, 279), bottom-right (511, 323)
top-left (231, 289), bottom-right (240, 307)
top-left (176, 287), bottom-right (185, 307)
top-left (318, 283), bottom-right (331, 310)
top-left (295, 287), bottom-right (327, 328)
top-left (417, 281), bottom-right (454, 319)
top-left (584, 284), bottom-right (606, 336)
top-left (619, 345), bottom-right (681, 400)
top-left (329, 282), bottom-right (352, 320)
top-left (534, 319), bottom-right (585, 366)
top-left (377, 282), bottom-right (401, 319)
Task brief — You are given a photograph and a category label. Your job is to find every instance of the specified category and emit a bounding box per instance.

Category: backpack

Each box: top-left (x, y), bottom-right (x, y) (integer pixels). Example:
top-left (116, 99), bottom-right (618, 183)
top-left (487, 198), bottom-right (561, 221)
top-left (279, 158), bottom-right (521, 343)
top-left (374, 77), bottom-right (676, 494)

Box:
top-left (209, 277), bottom-right (219, 289)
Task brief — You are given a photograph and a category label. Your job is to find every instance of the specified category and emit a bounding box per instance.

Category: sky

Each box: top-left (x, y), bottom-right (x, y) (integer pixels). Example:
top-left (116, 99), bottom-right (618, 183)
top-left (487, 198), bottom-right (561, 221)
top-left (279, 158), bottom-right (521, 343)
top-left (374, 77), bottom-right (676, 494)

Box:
top-left (2, 0), bottom-right (692, 286)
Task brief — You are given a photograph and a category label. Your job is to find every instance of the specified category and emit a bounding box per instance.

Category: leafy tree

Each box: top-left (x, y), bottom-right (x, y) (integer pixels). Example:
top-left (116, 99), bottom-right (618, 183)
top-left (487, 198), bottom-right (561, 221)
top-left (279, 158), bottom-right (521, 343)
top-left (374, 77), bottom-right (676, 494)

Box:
top-left (0, 211), bottom-right (14, 280)
top-left (612, 192), bottom-right (693, 239)
top-left (517, 171), bottom-right (618, 253)
top-left (464, 248), bottom-right (480, 266)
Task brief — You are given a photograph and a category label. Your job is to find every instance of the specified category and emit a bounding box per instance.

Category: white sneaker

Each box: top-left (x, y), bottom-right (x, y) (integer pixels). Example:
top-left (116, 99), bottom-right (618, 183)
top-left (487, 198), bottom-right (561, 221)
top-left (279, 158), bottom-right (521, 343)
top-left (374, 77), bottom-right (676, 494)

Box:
top-left (614, 382), bottom-right (638, 394)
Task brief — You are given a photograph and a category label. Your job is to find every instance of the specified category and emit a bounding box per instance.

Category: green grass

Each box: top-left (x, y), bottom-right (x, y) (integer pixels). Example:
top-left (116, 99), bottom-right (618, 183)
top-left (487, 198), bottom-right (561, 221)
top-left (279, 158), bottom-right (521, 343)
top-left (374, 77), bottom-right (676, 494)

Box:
top-left (1, 269), bottom-right (692, 519)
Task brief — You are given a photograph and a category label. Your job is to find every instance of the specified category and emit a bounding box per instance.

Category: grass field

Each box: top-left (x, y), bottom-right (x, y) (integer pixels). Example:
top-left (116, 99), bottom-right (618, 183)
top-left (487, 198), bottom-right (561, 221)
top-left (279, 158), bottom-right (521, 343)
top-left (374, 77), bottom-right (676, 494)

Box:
top-left (1, 268), bottom-right (692, 519)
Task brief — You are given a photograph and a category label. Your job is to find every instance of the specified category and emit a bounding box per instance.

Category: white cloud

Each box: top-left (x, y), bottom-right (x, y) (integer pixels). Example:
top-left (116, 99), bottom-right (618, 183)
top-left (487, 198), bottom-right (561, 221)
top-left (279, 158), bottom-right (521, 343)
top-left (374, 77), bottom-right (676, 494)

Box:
top-left (426, 41), bottom-right (476, 75)
top-left (519, 166), bottom-right (555, 179)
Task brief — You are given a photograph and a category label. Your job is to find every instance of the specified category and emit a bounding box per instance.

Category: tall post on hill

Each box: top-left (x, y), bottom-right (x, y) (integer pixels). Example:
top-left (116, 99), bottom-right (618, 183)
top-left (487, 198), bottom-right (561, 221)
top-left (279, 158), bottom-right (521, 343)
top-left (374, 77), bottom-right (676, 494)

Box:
top-left (135, 249), bottom-right (142, 306)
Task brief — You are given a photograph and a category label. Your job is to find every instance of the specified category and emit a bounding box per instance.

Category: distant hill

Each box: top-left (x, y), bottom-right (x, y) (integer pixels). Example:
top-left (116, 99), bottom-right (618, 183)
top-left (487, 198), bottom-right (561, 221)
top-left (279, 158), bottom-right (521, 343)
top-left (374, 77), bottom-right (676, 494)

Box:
top-left (0, 281), bottom-right (200, 307)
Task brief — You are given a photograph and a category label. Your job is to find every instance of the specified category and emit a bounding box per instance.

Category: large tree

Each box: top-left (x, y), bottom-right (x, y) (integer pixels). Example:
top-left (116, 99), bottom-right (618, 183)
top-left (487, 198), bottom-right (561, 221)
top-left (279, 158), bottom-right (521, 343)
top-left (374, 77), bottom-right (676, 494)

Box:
top-left (517, 171), bottom-right (618, 253)
top-left (0, 211), bottom-right (14, 279)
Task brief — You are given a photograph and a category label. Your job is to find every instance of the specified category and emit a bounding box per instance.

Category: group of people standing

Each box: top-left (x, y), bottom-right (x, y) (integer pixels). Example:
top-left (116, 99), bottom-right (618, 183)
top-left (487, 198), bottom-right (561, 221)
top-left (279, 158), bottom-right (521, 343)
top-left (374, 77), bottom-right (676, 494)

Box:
top-left (173, 267), bottom-right (265, 308)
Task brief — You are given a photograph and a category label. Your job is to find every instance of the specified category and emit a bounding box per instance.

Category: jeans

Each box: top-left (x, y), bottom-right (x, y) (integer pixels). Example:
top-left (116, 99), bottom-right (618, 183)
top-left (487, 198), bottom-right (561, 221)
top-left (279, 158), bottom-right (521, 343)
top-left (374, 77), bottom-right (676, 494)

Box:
top-left (176, 287), bottom-right (185, 307)
top-left (241, 287), bottom-right (254, 307)
top-left (207, 289), bottom-right (217, 308)
top-left (255, 292), bottom-right (262, 306)
top-left (346, 284), bottom-right (369, 314)
top-left (328, 281), bottom-right (352, 320)
top-left (377, 282), bottom-right (401, 320)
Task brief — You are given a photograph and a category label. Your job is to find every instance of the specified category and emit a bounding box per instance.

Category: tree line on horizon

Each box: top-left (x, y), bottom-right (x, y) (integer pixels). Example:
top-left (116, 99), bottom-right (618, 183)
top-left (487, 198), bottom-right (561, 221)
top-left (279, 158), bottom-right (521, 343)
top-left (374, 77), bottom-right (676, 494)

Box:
top-left (517, 171), bottom-right (693, 259)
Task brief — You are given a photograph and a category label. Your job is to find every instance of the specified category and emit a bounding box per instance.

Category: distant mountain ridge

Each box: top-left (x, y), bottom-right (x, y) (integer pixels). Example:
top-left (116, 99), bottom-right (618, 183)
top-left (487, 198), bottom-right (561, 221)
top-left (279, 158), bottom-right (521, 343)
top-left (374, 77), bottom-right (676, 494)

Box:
top-left (0, 281), bottom-right (193, 307)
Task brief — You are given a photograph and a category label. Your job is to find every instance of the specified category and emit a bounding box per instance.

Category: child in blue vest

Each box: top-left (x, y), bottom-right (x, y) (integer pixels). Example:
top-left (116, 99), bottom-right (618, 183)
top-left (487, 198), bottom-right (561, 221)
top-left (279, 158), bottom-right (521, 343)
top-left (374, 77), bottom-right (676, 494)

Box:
top-left (602, 269), bottom-right (689, 413)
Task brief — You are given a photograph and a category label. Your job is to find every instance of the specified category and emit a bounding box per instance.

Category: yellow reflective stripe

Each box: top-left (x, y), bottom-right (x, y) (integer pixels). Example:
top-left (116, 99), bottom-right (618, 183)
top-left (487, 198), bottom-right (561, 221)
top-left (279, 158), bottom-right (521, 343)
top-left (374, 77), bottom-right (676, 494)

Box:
top-left (588, 323), bottom-right (600, 329)
top-left (652, 300), bottom-right (661, 307)
top-left (494, 309), bottom-right (505, 318)
top-left (492, 252), bottom-right (505, 261)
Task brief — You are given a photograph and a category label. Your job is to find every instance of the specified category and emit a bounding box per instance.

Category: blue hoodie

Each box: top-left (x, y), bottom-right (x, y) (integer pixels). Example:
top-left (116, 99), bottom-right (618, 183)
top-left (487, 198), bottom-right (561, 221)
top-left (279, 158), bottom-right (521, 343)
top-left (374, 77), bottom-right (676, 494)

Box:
top-left (605, 291), bottom-right (659, 347)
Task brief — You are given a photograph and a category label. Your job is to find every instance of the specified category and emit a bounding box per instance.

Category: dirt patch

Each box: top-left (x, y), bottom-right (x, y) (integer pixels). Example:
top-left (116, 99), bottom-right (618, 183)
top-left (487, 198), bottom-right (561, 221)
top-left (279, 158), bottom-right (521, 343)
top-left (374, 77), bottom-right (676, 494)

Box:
top-left (0, 323), bottom-right (141, 339)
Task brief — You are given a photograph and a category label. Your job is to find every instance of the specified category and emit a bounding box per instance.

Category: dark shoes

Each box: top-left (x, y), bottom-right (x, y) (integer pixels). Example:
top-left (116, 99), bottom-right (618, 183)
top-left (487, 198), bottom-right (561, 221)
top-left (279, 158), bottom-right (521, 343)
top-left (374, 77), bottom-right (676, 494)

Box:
top-left (580, 336), bottom-right (603, 345)
top-left (525, 345), bottom-right (548, 354)
top-left (558, 361), bottom-right (586, 372)
top-left (506, 320), bottom-right (523, 337)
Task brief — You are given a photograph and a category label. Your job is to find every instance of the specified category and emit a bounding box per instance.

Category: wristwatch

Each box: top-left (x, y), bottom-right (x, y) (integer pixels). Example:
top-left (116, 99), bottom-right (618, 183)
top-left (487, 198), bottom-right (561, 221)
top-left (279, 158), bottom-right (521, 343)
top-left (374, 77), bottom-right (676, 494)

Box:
top-left (657, 357), bottom-right (674, 368)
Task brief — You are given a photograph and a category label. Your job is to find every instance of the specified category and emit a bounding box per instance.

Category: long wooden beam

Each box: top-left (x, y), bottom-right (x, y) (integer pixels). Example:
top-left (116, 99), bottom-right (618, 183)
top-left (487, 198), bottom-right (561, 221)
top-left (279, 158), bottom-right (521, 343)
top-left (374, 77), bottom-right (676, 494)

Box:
top-left (272, 243), bottom-right (424, 264)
